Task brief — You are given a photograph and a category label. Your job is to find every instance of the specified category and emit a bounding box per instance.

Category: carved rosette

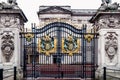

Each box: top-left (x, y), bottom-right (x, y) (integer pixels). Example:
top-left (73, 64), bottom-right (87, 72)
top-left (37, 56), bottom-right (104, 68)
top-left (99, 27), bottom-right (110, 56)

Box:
top-left (97, 15), bottom-right (120, 30)
top-left (1, 32), bottom-right (14, 62)
top-left (105, 32), bottom-right (118, 62)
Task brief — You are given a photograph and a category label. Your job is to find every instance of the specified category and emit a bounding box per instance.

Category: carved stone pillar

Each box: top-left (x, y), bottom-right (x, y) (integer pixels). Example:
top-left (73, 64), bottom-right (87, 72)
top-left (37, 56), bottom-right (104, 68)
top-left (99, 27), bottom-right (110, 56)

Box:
top-left (91, 14), bottom-right (120, 67)
top-left (0, 3), bottom-right (27, 69)
top-left (90, 3), bottom-right (120, 76)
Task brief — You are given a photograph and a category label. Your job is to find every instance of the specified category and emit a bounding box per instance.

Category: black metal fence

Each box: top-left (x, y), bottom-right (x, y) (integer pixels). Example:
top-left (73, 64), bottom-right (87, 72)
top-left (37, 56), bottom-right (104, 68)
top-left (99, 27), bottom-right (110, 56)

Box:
top-left (0, 66), bottom-right (17, 80)
top-left (103, 67), bottom-right (120, 80)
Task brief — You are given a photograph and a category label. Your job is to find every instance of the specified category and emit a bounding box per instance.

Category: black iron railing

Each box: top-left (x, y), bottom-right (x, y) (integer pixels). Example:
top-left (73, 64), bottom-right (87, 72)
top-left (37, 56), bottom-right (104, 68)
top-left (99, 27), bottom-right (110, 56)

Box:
top-left (0, 66), bottom-right (17, 80)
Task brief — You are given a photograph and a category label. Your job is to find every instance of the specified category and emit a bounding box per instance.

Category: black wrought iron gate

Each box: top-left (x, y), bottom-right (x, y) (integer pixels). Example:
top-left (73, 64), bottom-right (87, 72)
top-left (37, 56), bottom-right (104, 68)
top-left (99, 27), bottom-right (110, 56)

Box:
top-left (20, 22), bottom-right (98, 79)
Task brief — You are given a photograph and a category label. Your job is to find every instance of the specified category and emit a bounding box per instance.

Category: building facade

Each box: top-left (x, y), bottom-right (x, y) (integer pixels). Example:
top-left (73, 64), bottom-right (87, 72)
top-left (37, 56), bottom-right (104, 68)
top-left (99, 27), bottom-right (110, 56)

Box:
top-left (38, 6), bottom-right (96, 29)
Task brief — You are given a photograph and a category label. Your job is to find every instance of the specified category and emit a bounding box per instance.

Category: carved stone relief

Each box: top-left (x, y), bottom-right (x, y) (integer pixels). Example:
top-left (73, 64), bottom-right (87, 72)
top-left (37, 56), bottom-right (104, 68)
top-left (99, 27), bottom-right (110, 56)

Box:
top-left (97, 15), bottom-right (120, 30)
top-left (0, 15), bottom-right (20, 28)
top-left (0, 0), bottom-right (19, 9)
top-left (1, 31), bottom-right (14, 62)
top-left (105, 32), bottom-right (118, 62)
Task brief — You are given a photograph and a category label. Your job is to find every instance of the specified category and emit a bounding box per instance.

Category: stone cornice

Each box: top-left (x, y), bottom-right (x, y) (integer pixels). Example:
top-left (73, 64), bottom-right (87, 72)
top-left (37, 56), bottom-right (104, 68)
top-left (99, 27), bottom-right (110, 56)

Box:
top-left (0, 9), bottom-right (28, 22)
top-left (38, 6), bottom-right (96, 16)
top-left (90, 11), bottom-right (120, 23)
top-left (37, 6), bottom-right (72, 15)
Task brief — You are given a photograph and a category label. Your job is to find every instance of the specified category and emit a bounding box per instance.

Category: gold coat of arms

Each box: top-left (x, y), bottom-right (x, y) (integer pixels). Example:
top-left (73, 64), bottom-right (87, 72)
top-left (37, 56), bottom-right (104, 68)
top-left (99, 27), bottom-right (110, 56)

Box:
top-left (37, 35), bottom-right (57, 56)
top-left (62, 35), bottom-right (80, 56)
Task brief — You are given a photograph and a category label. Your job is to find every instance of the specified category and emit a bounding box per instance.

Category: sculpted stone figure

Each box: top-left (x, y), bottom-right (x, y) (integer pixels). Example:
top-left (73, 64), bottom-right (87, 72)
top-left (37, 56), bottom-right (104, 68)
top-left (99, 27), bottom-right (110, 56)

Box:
top-left (99, 0), bottom-right (119, 10)
top-left (102, 0), bottom-right (111, 4)
top-left (7, 0), bottom-right (17, 5)
top-left (0, 0), bottom-right (19, 9)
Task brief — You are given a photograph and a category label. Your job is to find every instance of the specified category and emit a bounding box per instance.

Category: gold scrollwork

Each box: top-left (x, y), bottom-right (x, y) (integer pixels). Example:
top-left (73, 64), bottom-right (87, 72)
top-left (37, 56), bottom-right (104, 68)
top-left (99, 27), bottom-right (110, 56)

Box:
top-left (62, 35), bottom-right (80, 56)
top-left (37, 35), bottom-right (57, 56)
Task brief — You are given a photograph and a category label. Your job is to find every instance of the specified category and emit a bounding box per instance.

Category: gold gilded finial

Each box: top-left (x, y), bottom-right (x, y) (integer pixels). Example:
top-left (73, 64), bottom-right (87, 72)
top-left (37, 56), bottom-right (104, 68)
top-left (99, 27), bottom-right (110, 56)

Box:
top-left (84, 34), bottom-right (94, 43)
top-left (25, 33), bottom-right (34, 42)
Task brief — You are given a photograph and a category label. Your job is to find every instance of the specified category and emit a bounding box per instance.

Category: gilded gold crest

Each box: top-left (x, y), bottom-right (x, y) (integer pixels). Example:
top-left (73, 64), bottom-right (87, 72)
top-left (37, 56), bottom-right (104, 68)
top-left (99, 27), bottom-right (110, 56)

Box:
top-left (62, 35), bottom-right (80, 56)
top-left (37, 35), bottom-right (57, 56)
top-left (84, 34), bottom-right (94, 43)
top-left (25, 33), bottom-right (34, 42)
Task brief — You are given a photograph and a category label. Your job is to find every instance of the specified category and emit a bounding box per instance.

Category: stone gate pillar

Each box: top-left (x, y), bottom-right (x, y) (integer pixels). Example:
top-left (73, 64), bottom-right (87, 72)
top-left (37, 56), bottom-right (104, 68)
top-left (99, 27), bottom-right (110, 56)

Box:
top-left (0, 1), bottom-right (27, 69)
top-left (90, 2), bottom-right (120, 75)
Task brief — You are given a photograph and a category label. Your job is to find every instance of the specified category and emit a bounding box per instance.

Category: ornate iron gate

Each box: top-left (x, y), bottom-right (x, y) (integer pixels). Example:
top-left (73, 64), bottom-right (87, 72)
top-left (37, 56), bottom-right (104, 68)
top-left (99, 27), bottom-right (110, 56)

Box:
top-left (20, 22), bottom-right (98, 79)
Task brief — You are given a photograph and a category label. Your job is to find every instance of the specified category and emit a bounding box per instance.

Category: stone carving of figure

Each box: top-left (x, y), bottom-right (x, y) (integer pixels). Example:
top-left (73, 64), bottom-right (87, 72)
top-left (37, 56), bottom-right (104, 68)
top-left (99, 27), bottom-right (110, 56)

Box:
top-left (0, 0), bottom-right (19, 9)
top-left (102, 0), bottom-right (111, 4)
top-left (7, 0), bottom-right (17, 5)
top-left (99, 0), bottom-right (119, 10)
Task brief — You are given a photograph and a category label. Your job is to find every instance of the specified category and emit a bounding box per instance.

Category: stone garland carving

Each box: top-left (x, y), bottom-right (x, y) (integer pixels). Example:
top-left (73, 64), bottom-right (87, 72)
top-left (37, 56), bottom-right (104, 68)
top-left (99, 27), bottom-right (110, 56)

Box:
top-left (0, 15), bottom-right (20, 28)
top-left (1, 32), bottom-right (14, 62)
top-left (97, 15), bottom-right (120, 29)
top-left (105, 32), bottom-right (118, 62)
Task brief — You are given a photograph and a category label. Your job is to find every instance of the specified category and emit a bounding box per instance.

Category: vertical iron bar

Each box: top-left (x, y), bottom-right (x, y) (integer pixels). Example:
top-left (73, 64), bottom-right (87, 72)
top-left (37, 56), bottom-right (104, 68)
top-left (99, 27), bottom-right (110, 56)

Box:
top-left (83, 25), bottom-right (86, 79)
top-left (31, 23), bottom-right (34, 79)
top-left (0, 68), bottom-right (3, 80)
top-left (14, 66), bottom-right (17, 80)
top-left (34, 23), bottom-right (37, 78)
top-left (57, 23), bottom-right (61, 78)
top-left (35, 25), bottom-right (36, 78)
top-left (103, 67), bottom-right (106, 80)
top-left (82, 24), bottom-right (85, 78)
top-left (33, 23), bottom-right (36, 78)
top-left (23, 31), bottom-right (26, 78)
top-left (84, 24), bottom-right (87, 79)
top-left (92, 28), bottom-right (96, 80)
top-left (91, 30), bottom-right (93, 79)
